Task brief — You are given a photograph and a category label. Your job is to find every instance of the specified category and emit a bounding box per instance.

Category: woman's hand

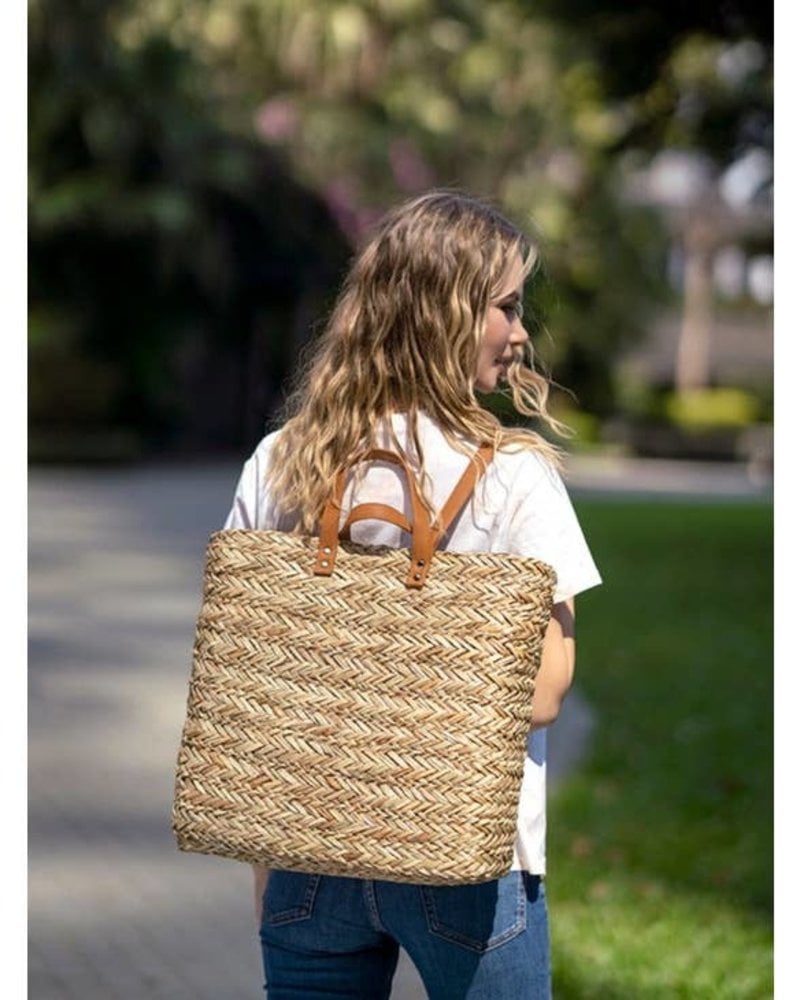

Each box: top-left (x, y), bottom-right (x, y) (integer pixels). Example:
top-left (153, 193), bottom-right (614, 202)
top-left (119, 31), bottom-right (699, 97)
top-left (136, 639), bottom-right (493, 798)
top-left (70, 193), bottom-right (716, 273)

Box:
top-left (531, 599), bottom-right (576, 729)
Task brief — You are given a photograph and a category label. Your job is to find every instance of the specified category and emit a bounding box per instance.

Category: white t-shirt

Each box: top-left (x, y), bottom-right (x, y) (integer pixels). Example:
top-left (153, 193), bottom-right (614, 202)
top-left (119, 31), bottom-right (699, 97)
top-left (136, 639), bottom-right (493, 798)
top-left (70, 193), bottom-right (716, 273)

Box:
top-left (224, 412), bottom-right (602, 874)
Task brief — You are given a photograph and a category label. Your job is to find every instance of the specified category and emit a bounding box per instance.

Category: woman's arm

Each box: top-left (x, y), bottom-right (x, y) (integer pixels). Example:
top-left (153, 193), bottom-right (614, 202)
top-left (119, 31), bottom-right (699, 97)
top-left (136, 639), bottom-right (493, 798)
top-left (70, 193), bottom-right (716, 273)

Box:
top-left (252, 865), bottom-right (270, 924)
top-left (531, 599), bottom-right (576, 729)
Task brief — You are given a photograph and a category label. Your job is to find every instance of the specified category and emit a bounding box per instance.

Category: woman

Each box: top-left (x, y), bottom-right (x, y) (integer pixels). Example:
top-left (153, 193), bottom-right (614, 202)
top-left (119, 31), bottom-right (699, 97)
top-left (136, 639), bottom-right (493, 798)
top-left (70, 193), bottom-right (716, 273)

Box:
top-left (224, 190), bottom-right (601, 999)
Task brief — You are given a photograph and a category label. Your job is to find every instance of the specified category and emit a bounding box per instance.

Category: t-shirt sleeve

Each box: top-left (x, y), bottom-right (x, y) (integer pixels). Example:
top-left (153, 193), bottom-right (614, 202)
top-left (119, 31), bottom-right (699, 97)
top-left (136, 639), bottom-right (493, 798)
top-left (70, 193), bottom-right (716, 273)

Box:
top-left (501, 452), bottom-right (602, 604)
top-left (222, 433), bottom-right (281, 530)
top-left (222, 453), bottom-right (259, 529)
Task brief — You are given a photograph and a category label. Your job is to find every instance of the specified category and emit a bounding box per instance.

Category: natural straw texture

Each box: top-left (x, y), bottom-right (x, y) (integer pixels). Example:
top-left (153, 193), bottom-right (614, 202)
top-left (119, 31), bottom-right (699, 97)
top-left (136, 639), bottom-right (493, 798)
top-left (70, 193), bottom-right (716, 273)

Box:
top-left (172, 448), bottom-right (556, 885)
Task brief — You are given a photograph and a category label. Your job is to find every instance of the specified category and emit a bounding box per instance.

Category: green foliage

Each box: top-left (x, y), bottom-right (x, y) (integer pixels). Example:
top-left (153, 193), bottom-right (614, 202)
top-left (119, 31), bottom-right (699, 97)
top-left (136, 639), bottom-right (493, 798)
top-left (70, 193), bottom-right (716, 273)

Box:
top-left (547, 400), bottom-right (601, 450)
top-left (664, 387), bottom-right (760, 430)
top-left (29, 0), bottom-right (771, 452)
top-left (549, 500), bottom-right (772, 997)
top-left (111, 0), bottom-right (673, 417)
top-left (607, 374), bottom-right (773, 461)
top-left (29, 0), bottom-right (350, 453)
top-left (528, 182), bottom-right (670, 416)
top-left (526, 0), bottom-right (772, 160)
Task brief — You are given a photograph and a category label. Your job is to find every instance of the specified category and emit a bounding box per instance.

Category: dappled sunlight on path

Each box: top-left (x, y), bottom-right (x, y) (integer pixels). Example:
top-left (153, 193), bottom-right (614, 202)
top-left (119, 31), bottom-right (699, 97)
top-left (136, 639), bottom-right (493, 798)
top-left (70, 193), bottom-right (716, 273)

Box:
top-left (28, 462), bottom-right (431, 999)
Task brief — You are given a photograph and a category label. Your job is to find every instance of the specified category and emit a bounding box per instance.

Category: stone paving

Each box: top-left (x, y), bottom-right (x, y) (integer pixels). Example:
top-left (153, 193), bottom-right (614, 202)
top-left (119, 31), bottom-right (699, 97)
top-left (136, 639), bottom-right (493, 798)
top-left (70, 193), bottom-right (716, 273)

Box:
top-left (28, 455), bottom-right (770, 999)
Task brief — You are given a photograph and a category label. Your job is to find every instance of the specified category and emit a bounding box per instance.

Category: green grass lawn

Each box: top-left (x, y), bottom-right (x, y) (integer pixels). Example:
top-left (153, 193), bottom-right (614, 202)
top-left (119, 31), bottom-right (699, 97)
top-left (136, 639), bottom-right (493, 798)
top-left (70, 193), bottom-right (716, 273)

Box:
top-left (549, 500), bottom-right (773, 999)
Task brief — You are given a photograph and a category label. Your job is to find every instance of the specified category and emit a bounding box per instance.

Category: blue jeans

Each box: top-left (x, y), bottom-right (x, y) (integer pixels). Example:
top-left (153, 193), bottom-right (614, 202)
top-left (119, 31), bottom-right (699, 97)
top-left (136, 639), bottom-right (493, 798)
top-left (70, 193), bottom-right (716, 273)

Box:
top-left (259, 870), bottom-right (551, 999)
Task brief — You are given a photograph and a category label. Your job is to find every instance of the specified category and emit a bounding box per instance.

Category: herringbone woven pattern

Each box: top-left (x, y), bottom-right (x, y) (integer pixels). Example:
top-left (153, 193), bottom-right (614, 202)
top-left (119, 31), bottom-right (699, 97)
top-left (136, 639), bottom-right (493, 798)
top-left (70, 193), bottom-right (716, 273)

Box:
top-left (172, 526), bottom-right (555, 885)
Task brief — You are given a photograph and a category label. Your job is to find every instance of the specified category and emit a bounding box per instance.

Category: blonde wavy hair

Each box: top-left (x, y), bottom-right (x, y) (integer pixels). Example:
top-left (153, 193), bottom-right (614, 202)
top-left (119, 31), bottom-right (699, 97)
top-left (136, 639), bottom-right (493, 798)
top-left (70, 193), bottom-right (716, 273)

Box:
top-left (268, 190), bottom-right (566, 531)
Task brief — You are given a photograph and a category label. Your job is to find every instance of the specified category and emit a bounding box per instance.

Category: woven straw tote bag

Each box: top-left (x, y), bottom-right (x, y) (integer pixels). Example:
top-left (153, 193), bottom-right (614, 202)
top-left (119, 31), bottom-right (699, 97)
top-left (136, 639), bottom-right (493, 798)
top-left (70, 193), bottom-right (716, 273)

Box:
top-left (172, 444), bottom-right (556, 885)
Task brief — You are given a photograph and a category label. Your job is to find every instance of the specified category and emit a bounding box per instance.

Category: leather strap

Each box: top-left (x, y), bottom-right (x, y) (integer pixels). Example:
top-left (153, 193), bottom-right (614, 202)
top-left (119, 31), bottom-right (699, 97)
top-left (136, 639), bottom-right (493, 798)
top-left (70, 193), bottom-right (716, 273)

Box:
top-left (341, 504), bottom-right (413, 540)
top-left (434, 442), bottom-right (494, 545)
top-left (315, 451), bottom-right (430, 584)
top-left (313, 467), bottom-right (348, 577)
top-left (314, 444), bottom-right (495, 589)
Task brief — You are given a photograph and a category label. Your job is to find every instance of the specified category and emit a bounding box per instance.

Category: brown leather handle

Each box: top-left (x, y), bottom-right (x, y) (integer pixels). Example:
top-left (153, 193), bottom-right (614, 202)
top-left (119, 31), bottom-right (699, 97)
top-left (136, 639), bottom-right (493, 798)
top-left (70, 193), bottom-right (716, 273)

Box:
top-left (314, 444), bottom-right (494, 589)
top-left (315, 449), bottom-right (432, 587)
top-left (340, 503), bottom-right (413, 540)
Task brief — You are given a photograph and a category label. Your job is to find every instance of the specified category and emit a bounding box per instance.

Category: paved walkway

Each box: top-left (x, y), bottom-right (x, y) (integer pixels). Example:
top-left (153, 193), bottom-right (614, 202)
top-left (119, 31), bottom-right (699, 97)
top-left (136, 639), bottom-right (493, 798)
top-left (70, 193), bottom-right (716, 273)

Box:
top-left (28, 455), bottom-right (770, 999)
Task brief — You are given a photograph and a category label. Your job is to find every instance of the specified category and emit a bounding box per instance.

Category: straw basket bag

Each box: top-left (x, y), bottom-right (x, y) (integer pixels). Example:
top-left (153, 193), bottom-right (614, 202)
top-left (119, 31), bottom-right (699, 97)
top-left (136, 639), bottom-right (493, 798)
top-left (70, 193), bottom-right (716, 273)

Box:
top-left (172, 445), bottom-right (556, 885)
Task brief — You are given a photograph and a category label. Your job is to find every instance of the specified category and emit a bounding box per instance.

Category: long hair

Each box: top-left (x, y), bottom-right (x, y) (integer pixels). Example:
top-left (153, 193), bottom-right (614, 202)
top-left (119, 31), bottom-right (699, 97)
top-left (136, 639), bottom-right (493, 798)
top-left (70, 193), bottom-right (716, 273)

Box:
top-left (268, 190), bottom-right (566, 531)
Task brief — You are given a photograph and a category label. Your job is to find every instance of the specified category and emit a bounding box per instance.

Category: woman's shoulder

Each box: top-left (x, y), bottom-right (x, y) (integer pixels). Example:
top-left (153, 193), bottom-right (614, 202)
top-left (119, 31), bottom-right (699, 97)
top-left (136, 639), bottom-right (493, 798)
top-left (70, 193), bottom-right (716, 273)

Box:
top-left (228, 429), bottom-right (283, 501)
top-left (492, 441), bottom-right (564, 495)
top-left (245, 428), bottom-right (283, 468)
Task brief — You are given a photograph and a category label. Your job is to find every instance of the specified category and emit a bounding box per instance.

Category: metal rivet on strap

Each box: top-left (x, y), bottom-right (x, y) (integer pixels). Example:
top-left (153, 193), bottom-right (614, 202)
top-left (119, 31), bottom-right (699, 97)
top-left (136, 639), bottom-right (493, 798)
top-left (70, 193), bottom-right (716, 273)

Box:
top-left (323, 547), bottom-right (331, 554)
top-left (417, 560), bottom-right (425, 567)
top-left (320, 560), bottom-right (329, 568)
top-left (413, 573), bottom-right (421, 581)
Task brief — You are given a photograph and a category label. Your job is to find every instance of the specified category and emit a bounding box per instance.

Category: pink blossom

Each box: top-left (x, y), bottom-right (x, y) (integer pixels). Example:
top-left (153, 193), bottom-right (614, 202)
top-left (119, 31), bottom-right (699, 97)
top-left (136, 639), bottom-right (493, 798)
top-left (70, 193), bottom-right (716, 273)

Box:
top-left (388, 139), bottom-right (434, 191)
top-left (254, 98), bottom-right (298, 142)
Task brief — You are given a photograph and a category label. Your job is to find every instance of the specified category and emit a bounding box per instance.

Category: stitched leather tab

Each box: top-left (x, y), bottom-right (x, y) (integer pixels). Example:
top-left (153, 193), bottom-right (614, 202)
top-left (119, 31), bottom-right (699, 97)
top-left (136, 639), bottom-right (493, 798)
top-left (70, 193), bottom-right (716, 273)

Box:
top-left (314, 469), bottom-right (345, 576)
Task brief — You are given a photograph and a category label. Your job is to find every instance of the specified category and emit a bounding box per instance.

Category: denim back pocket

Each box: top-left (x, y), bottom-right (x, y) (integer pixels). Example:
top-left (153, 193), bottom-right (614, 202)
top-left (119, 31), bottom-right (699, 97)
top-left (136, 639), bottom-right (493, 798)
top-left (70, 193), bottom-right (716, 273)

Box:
top-left (420, 872), bottom-right (527, 953)
top-left (264, 871), bottom-right (322, 926)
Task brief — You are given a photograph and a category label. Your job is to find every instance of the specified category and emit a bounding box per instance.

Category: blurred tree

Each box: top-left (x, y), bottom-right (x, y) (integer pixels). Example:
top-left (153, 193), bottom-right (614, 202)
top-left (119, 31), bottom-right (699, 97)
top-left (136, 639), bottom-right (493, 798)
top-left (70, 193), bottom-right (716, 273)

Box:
top-left (526, 2), bottom-right (770, 94)
top-left (517, 0), bottom-right (773, 403)
top-left (526, 0), bottom-right (772, 163)
top-left (110, 0), bottom-right (670, 419)
top-left (30, 0), bottom-right (771, 451)
top-left (29, 0), bottom-right (350, 456)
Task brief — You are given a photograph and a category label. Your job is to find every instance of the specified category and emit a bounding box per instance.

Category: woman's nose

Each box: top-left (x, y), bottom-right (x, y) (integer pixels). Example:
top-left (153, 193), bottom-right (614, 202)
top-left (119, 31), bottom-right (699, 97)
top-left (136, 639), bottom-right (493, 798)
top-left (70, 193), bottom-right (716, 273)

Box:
top-left (511, 320), bottom-right (529, 346)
